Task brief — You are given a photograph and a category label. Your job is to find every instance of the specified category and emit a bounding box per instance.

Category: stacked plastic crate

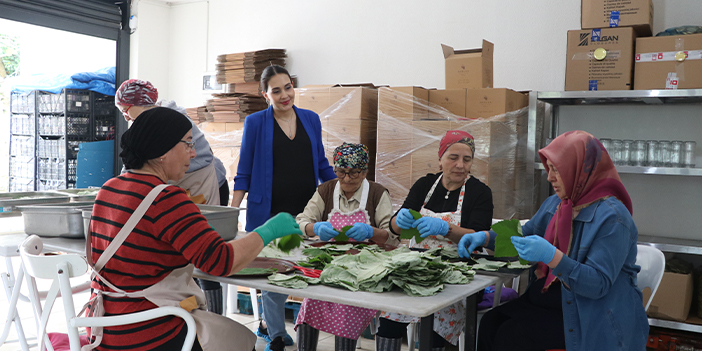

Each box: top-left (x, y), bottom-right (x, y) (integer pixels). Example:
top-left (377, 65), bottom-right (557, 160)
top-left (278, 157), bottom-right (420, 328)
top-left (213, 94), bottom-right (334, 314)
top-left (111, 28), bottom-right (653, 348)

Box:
top-left (9, 91), bottom-right (37, 191)
top-left (35, 89), bottom-right (116, 190)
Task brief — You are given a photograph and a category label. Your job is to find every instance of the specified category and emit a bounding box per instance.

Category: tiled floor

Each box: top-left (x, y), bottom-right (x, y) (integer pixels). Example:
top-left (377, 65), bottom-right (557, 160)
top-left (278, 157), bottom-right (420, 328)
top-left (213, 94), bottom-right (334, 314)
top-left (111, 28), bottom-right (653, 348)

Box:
top-left (0, 257), bottom-right (410, 351)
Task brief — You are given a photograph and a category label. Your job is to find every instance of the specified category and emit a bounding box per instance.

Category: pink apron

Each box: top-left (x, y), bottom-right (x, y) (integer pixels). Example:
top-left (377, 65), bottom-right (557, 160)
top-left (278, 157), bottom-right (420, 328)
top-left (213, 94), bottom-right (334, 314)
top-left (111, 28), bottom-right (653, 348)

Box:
top-left (295, 179), bottom-right (378, 339)
top-left (380, 174), bottom-right (467, 345)
top-left (82, 184), bottom-right (256, 351)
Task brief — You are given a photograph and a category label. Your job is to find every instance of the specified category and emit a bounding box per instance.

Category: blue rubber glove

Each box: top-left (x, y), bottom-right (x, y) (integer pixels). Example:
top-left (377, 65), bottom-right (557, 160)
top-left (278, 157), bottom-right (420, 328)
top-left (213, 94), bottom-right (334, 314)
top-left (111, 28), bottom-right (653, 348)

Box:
top-left (457, 231), bottom-right (488, 258)
top-left (413, 217), bottom-right (449, 238)
top-left (395, 208), bottom-right (416, 230)
top-left (511, 235), bottom-right (557, 264)
top-left (345, 223), bottom-right (374, 241)
top-left (313, 221), bottom-right (338, 241)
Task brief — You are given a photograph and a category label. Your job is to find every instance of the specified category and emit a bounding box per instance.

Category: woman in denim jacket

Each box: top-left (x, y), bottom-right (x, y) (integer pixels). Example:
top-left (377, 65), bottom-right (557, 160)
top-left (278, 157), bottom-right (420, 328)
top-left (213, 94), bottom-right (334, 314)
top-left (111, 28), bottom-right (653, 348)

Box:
top-left (460, 130), bottom-right (648, 351)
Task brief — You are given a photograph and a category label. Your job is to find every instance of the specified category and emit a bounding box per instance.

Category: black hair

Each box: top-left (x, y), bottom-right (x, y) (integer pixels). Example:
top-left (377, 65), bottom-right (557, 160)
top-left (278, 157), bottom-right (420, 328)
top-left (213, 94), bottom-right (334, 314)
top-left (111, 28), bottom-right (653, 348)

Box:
top-left (260, 64), bottom-right (292, 92)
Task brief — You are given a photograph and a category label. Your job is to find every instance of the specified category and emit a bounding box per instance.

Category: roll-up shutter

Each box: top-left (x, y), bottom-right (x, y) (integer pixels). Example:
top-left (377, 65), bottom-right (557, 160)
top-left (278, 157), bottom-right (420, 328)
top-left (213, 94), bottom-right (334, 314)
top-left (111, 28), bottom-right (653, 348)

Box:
top-left (0, 0), bottom-right (131, 174)
top-left (0, 0), bottom-right (123, 40)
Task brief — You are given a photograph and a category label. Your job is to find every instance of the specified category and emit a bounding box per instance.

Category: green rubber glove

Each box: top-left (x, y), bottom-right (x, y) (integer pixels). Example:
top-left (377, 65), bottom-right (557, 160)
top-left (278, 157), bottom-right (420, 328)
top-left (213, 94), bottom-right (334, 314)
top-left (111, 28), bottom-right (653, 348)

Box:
top-left (254, 213), bottom-right (304, 246)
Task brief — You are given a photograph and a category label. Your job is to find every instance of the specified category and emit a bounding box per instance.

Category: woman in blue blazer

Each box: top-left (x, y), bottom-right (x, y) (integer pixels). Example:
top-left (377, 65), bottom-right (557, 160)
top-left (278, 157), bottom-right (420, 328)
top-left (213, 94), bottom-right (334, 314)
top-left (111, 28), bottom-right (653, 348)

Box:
top-left (231, 65), bottom-right (335, 351)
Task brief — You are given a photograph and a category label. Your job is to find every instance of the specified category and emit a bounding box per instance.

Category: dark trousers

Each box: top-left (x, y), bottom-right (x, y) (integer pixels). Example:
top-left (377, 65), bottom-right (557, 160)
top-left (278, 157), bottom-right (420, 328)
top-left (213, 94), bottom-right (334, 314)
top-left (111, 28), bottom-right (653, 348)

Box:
top-left (156, 323), bottom-right (203, 351)
top-left (219, 181), bottom-right (230, 206)
top-left (377, 318), bottom-right (446, 348)
top-left (477, 278), bottom-right (566, 351)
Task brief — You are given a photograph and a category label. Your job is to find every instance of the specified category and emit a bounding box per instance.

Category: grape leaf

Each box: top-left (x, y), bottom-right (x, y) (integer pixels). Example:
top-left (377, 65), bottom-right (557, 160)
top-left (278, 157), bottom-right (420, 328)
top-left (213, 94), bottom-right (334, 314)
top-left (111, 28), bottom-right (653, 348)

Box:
top-left (491, 219), bottom-right (528, 265)
top-left (333, 225), bottom-right (352, 242)
top-left (400, 209), bottom-right (424, 243)
top-left (276, 234), bottom-right (303, 253)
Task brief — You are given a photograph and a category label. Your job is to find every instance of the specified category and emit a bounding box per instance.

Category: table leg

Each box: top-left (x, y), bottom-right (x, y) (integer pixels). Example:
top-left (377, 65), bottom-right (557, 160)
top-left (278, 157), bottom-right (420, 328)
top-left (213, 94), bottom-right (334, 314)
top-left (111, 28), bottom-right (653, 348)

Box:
top-left (418, 315), bottom-right (433, 351)
top-left (492, 281), bottom-right (503, 308)
top-left (463, 293), bottom-right (478, 351)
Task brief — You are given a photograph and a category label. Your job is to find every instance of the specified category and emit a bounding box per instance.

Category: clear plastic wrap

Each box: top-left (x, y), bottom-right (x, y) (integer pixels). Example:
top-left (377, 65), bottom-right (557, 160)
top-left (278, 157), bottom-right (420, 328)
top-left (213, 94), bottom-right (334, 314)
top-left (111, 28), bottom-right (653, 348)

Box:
top-left (198, 123), bottom-right (245, 191)
top-left (375, 87), bottom-right (534, 220)
top-left (199, 85), bottom-right (542, 220)
top-left (296, 85), bottom-right (378, 180)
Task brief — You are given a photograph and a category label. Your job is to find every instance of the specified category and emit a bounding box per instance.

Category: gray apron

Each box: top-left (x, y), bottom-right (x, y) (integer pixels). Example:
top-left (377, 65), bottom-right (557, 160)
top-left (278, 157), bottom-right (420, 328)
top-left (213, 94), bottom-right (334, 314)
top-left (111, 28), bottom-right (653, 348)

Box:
top-left (82, 184), bottom-right (255, 351)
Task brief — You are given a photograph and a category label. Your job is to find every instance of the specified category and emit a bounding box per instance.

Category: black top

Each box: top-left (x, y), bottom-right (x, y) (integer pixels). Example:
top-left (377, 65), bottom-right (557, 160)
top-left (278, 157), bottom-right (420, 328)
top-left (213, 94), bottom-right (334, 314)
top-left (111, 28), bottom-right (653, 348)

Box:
top-left (270, 116), bottom-right (317, 216)
top-left (391, 172), bottom-right (493, 233)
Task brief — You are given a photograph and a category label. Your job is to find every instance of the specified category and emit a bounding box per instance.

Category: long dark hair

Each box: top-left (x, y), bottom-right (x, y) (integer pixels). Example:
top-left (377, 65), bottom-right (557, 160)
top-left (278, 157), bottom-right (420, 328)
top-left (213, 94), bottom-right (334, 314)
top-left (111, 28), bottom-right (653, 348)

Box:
top-left (260, 64), bottom-right (292, 92)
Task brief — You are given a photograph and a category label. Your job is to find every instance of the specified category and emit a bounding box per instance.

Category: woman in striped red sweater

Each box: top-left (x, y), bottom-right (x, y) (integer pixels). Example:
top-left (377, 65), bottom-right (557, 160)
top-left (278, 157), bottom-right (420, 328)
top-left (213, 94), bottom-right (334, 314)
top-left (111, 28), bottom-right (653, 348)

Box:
top-left (87, 107), bottom-right (301, 350)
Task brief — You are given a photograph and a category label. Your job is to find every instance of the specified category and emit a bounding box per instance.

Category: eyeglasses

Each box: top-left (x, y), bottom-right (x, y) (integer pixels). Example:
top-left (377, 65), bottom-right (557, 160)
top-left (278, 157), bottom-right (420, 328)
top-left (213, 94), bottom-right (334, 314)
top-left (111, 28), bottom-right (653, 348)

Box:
top-left (120, 105), bottom-right (132, 117)
top-left (334, 169), bottom-right (362, 179)
top-left (180, 140), bottom-right (195, 151)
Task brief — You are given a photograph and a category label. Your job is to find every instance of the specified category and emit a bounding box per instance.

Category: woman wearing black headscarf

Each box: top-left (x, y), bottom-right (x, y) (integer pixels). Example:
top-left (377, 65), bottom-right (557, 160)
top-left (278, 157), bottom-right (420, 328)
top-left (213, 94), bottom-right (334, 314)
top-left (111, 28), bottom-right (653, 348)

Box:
top-left (87, 107), bottom-right (302, 351)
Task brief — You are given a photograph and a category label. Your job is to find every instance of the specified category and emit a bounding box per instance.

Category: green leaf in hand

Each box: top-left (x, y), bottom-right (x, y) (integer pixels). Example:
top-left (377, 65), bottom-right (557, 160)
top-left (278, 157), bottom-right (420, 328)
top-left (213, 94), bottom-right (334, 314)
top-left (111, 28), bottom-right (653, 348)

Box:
top-left (400, 209), bottom-right (424, 243)
top-left (492, 219), bottom-right (528, 265)
top-left (333, 225), bottom-right (352, 242)
top-left (276, 233), bottom-right (303, 253)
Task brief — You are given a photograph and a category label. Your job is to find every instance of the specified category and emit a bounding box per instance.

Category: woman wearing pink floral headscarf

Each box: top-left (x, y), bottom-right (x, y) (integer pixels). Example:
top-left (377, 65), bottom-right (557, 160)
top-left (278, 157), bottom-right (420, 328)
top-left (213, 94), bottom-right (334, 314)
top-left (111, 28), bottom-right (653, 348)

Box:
top-left (460, 130), bottom-right (648, 351)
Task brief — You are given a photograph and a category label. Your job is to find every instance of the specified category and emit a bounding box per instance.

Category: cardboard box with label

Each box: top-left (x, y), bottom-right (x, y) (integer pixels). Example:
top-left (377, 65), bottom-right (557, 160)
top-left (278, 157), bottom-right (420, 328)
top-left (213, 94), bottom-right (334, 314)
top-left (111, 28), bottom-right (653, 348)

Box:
top-left (634, 33), bottom-right (702, 90)
top-left (296, 84), bottom-right (378, 179)
top-left (647, 271), bottom-right (693, 322)
top-left (565, 27), bottom-right (635, 91)
top-left (581, 0), bottom-right (653, 37)
top-left (442, 40), bottom-right (493, 90)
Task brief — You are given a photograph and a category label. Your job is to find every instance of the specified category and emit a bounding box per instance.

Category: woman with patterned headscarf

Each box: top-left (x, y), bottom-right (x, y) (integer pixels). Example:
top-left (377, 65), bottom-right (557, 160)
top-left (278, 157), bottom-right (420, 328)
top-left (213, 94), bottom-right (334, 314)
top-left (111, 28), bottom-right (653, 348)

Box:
top-left (294, 142), bottom-right (394, 351)
top-left (460, 131), bottom-right (648, 351)
top-left (377, 130), bottom-right (494, 351)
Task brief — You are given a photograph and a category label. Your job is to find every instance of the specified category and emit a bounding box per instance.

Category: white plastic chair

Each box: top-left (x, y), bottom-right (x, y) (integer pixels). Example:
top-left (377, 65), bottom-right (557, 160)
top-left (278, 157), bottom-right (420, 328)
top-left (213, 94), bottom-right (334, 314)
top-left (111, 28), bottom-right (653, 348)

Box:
top-left (19, 235), bottom-right (197, 351)
top-left (636, 244), bottom-right (665, 310)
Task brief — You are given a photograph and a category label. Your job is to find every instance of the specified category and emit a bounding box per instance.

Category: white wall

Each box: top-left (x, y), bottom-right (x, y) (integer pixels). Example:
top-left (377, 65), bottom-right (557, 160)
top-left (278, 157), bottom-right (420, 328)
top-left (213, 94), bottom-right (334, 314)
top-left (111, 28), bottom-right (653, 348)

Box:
top-left (130, 0), bottom-right (171, 99)
top-left (134, 0), bottom-right (702, 108)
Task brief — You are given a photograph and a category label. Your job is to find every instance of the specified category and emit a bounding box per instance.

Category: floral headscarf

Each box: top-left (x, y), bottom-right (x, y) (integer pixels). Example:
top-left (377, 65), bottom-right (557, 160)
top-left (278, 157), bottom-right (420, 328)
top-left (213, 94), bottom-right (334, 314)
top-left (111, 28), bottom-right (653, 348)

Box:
top-left (115, 79), bottom-right (158, 107)
top-left (333, 143), bottom-right (369, 170)
top-left (537, 130), bottom-right (632, 291)
top-left (438, 130), bottom-right (475, 158)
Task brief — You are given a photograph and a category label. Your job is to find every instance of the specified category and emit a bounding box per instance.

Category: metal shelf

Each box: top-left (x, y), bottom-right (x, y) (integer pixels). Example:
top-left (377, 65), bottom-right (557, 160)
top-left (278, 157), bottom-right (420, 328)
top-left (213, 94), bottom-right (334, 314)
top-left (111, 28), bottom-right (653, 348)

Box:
top-left (533, 162), bottom-right (702, 176)
top-left (638, 235), bottom-right (702, 255)
top-left (537, 89), bottom-right (702, 105)
top-left (648, 318), bottom-right (702, 334)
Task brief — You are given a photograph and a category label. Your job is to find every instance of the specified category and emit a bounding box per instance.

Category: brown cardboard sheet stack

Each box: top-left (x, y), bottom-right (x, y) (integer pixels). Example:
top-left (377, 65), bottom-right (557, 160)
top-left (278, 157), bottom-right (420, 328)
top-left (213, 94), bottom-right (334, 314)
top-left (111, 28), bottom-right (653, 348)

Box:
top-left (216, 49), bottom-right (287, 84)
top-left (203, 93), bottom-right (268, 122)
top-left (185, 106), bottom-right (207, 123)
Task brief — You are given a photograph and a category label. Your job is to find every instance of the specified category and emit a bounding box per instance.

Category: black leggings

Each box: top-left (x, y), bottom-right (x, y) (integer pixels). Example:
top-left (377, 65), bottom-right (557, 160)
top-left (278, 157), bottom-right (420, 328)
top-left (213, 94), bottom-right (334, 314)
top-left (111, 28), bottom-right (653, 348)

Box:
top-left (377, 318), bottom-right (446, 348)
top-left (477, 278), bottom-right (565, 351)
top-left (219, 181), bottom-right (230, 206)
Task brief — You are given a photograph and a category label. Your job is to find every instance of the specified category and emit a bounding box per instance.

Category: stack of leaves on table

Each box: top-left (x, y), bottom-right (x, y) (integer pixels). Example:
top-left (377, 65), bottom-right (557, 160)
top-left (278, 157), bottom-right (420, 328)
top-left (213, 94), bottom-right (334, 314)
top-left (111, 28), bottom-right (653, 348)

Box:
top-left (269, 246), bottom-right (475, 296)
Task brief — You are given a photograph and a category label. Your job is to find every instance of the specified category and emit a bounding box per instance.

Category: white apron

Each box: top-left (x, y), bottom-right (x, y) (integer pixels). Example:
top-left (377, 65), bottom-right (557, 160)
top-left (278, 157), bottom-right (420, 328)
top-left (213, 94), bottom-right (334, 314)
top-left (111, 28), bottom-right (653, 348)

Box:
top-left (82, 184), bottom-right (255, 351)
top-left (381, 174), bottom-right (467, 345)
top-left (295, 179), bottom-right (378, 339)
top-left (172, 162), bottom-right (221, 205)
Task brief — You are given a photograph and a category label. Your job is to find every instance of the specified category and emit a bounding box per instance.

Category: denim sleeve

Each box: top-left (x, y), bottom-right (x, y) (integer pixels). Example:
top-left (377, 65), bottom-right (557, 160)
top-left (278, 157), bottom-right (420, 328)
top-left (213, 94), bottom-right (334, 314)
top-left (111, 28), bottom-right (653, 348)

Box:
top-left (551, 204), bottom-right (632, 299)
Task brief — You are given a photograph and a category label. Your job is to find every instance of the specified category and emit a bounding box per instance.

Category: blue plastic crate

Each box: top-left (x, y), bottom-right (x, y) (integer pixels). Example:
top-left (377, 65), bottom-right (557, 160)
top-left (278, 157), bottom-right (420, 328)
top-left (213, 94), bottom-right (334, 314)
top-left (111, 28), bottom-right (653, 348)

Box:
top-left (237, 292), bottom-right (263, 315)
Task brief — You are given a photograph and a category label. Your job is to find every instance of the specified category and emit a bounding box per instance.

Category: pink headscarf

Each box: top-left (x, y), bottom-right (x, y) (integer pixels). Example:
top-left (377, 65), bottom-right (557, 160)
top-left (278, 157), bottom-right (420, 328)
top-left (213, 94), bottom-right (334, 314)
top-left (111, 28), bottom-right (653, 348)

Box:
top-left (115, 79), bottom-right (158, 107)
top-left (537, 130), bottom-right (632, 291)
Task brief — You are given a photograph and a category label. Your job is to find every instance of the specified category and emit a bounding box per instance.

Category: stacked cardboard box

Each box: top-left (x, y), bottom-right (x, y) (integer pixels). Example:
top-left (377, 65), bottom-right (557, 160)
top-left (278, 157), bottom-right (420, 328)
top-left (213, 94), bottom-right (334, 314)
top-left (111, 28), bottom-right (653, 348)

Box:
top-left (216, 49), bottom-right (287, 84)
top-left (581, 0), bottom-right (653, 37)
top-left (295, 84), bottom-right (378, 180)
top-left (376, 87), bottom-right (532, 219)
top-left (185, 106), bottom-right (206, 123)
top-left (567, 0), bottom-right (654, 91)
top-left (634, 33), bottom-right (702, 90)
